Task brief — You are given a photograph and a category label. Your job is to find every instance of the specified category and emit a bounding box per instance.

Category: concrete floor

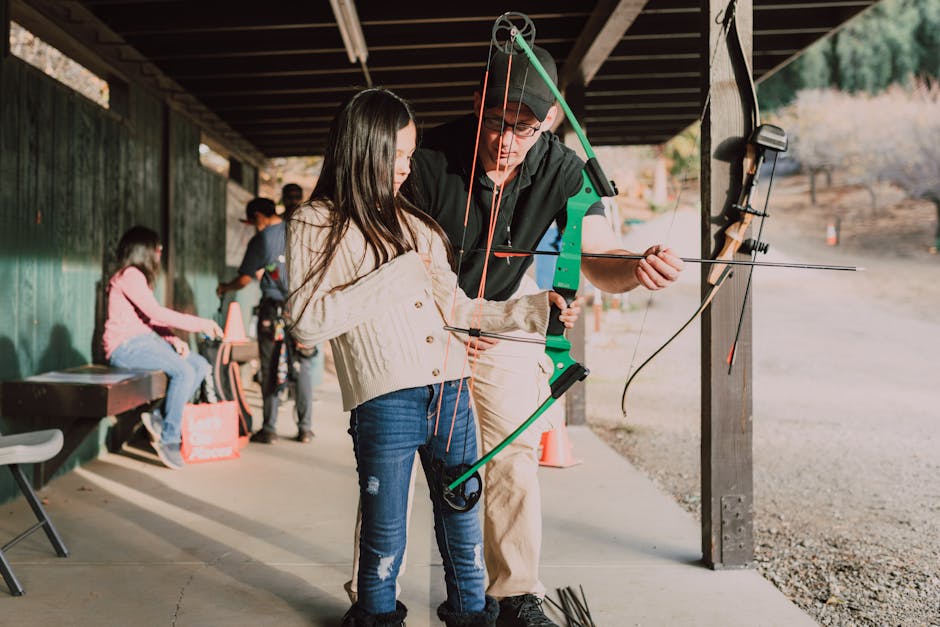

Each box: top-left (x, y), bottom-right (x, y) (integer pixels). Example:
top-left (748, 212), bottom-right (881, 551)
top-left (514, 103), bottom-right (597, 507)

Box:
top-left (0, 384), bottom-right (814, 626)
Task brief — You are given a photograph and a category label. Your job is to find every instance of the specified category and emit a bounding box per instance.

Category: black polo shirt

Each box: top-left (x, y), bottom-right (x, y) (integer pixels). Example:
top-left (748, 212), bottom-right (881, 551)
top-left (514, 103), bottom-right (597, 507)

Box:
top-left (408, 114), bottom-right (606, 301)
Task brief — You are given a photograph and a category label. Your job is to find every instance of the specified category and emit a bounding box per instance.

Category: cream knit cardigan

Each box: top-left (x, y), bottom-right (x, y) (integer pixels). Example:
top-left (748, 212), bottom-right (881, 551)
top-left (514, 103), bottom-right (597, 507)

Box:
top-left (286, 202), bottom-right (550, 411)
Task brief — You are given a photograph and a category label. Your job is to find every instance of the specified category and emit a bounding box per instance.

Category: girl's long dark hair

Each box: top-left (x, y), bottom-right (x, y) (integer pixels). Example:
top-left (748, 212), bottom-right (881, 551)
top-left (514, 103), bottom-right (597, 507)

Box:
top-left (115, 226), bottom-right (161, 287)
top-left (291, 88), bottom-right (451, 298)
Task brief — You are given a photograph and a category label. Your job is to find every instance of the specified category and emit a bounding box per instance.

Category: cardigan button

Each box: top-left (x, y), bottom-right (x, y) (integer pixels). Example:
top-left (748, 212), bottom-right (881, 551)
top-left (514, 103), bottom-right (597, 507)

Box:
top-left (432, 368), bottom-right (440, 377)
top-left (425, 336), bottom-right (434, 344)
top-left (414, 301), bottom-right (423, 309)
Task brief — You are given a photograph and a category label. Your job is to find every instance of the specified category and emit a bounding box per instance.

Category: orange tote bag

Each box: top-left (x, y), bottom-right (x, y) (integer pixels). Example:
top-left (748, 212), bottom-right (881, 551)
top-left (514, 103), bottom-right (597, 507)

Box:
top-left (180, 401), bottom-right (241, 464)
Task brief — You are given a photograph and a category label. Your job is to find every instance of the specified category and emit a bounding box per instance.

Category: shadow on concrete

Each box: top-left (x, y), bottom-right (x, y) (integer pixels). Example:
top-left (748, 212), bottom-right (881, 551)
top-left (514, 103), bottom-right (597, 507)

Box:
top-left (78, 460), bottom-right (348, 623)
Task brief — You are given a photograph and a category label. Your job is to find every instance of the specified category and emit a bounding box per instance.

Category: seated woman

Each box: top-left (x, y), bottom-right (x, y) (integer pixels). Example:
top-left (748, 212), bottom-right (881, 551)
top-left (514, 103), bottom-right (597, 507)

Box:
top-left (286, 88), bottom-right (580, 627)
top-left (102, 226), bottom-right (222, 469)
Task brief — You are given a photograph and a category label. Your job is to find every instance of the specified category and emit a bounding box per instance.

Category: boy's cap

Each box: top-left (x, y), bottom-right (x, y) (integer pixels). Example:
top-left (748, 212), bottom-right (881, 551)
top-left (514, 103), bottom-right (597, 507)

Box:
top-left (483, 46), bottom-right (557, 122)
top-left (241, 197), bottom-right (277, 224)
top-left (281, 183), bottom-right (303, 197)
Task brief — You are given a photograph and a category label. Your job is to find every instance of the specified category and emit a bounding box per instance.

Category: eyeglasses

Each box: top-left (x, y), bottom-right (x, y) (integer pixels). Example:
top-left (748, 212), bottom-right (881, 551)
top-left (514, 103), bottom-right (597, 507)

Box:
top-left (482, 116), bottom-right (541, 138)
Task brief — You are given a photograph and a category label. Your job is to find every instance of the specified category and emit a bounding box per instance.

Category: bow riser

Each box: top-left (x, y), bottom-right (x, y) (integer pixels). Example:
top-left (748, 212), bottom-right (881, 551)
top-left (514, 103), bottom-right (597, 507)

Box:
top-left (548, 171), bottom-right (596, 323)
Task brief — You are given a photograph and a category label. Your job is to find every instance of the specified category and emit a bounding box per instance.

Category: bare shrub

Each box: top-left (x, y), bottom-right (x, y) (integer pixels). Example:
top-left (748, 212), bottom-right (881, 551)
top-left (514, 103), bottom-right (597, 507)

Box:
top-left (780, 83), bottom-right (940, 241)
top-left (874, 81), bottom-right (940, 248)
top-left (778, 90), bottom-right (898, 209)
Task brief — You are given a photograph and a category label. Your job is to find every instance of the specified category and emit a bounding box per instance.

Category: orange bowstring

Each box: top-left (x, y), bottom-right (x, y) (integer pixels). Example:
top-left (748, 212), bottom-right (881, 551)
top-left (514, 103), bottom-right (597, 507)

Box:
top-left (432, 53), bottom-right (518, 453)
top-left (442, 139), bottom-right (511, 450)
top-left (431, 63), bottom-right (490, 439)
top-left (431, 59), bottom-right (496, 438)
top-left (442, 57), bottom-right (517, 450)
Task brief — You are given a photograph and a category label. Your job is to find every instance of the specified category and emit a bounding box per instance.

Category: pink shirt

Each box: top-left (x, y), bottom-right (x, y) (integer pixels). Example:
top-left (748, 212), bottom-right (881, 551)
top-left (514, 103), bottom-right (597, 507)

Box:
top-left (102, 267), bottom-right (206, 359)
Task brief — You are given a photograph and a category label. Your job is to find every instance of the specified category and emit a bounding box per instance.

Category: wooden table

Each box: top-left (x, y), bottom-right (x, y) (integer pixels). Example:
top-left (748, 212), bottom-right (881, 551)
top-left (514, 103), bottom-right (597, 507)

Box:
top-left (1, 365), bottom-right (167, 487)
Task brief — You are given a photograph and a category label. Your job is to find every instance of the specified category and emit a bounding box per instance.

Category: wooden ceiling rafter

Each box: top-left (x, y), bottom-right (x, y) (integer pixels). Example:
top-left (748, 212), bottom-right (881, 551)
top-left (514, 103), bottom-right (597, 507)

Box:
top-left (34, 0), bottom-right (880, 157)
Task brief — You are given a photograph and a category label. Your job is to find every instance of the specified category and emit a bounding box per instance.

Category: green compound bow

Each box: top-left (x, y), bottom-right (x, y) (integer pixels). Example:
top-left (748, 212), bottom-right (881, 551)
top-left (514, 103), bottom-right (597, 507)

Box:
top-left (444, 13), bottom-right (615, 500)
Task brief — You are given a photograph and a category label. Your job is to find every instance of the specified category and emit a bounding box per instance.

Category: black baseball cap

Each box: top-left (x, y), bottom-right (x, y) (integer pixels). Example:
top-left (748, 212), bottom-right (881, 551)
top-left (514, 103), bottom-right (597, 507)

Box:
top-left (241, 197), bottom-right (276, 224)
top-left (281, 183), bottom-right (303, 198)
top-left (483, 45), bottom-right (558, 122)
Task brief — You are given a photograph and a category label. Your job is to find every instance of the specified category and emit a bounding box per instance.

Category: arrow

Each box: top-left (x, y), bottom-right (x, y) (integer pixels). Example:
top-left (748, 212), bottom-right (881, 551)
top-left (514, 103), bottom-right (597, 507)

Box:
top-left (443, 325), bottom-right (547, 345)
top-left (480, 246), bottom-right (863, 272)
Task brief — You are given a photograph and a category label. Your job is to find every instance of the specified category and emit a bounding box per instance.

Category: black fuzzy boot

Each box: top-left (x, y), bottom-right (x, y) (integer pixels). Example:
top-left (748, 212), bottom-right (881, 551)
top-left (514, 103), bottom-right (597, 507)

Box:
top-left (340, 601), bottom-right (407, 627)
top-left (436, 595), bottom-right (499, 627)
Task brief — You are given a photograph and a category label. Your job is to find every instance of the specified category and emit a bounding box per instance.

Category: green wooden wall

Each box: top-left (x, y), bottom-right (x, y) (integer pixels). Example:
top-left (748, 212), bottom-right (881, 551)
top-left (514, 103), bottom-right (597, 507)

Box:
top-left (170, 115), bottom-right (227, 321)
top-left (0, 53), bottom-right (227, 501)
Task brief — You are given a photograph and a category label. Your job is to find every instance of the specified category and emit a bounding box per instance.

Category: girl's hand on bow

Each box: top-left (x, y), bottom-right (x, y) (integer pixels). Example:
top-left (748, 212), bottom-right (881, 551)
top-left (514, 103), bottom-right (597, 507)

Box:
top-left (548, 293), bottom-right (584, 328)
top-left (462, 333), bottom-right (500, 356)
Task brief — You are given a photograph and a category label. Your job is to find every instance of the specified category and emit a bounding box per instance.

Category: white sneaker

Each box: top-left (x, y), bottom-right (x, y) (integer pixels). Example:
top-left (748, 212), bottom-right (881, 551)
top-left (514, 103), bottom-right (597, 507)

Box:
top-left (140, 412), bottom-right (164, 442)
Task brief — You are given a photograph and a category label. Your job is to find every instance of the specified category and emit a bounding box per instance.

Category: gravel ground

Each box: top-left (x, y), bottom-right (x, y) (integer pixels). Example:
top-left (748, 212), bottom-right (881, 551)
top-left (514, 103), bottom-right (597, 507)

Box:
top-left (586, 176), bottom-right (940, 626)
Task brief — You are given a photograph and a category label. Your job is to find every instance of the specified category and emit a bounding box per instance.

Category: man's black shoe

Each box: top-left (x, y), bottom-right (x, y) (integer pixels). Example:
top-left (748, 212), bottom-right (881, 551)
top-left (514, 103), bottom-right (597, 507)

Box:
top-left (250, 430), bottom-right (278, 444)
top-left (296, 429), bottom-right (314, 443)
top-left (497, 594), bottom-right (559, 627)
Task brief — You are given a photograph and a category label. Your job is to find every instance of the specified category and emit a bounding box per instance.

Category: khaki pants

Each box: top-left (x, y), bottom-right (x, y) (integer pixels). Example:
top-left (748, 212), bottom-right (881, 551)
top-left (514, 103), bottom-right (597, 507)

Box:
top-left (472, 275), bottom-right (561, 598)
top-left (347, 275), bottom-right (559, 601)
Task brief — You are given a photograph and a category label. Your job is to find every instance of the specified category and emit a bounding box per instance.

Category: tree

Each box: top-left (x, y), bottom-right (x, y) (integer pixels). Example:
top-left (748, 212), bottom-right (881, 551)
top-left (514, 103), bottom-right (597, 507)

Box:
top-left (780, 82), bottom-right (940, 245)
top-left (775, 91), bottom-right (849, 205)
top-left (875, 82), bottom-right (940, 249)
top-left (914, 0), bottom-right (940, 76)
top-left (758, 0), bottom-right (940, 111)
top-left (834, 0), bottom-right (922, 93)
top-left (663, 123), bottom-right (700, 182)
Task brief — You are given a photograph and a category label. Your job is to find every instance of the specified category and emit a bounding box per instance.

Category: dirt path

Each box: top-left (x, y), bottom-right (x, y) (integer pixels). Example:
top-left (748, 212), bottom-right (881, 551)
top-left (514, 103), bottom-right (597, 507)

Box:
top-left (587, 176), bottom-right (940, 625)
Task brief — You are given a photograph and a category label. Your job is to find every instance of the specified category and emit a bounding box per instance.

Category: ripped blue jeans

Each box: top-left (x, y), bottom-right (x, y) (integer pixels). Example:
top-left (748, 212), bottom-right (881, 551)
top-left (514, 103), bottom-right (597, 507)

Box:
top-left (349, 379), bottom-right (485, 616)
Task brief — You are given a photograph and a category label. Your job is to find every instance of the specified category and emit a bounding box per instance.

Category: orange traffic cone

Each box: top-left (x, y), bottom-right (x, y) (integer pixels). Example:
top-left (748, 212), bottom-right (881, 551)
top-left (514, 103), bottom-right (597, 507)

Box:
top-left (826, 217), bottom-right (840, 246)
top-left (538, 423), bottom-right (581, 468)
top-left (223, 302), bottom-right (248, 343)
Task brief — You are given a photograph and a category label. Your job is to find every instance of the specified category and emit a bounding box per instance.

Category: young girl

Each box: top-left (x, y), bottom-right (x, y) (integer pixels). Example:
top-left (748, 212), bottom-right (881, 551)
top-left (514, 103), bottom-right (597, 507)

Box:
top-left (103, 226), bottom-right (223, 469)
top-left (286, 88), bottom-right (579, 627)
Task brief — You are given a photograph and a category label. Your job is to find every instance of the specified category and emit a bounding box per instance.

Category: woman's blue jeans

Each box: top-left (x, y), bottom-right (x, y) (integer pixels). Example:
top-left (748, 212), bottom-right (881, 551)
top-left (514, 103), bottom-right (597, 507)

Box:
top-left (110, 332), bottom-right (211, 445)
top-left (350, 379), bottom-right (486, 616)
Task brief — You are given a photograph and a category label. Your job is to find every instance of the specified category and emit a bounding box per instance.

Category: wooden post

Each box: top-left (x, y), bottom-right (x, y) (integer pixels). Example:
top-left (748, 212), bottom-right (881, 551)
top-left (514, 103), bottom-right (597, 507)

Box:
top-left (562, 81), bottom-right (587, 426)
top-left (700, 0), bottom-right (755, 568)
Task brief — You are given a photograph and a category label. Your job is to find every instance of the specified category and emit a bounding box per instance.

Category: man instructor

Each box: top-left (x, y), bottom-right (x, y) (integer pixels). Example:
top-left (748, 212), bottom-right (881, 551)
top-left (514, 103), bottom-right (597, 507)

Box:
top-left (407, 46), bottom-right (684, 626)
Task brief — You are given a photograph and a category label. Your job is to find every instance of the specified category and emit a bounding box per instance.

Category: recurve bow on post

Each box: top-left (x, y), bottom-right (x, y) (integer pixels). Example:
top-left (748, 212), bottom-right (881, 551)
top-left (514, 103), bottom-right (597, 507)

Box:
top-left (619, 0), bottom-right (790, 417)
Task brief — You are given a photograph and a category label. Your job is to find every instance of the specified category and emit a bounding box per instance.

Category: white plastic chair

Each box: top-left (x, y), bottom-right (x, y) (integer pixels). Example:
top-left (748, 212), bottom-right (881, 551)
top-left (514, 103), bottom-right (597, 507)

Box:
top-left (0, 429), bottom-right (70, 595)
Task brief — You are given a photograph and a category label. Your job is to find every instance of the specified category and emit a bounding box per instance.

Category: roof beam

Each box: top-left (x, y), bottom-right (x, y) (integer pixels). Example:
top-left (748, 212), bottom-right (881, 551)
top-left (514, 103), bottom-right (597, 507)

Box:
top-left (558, 0), bottom-right (648, 91)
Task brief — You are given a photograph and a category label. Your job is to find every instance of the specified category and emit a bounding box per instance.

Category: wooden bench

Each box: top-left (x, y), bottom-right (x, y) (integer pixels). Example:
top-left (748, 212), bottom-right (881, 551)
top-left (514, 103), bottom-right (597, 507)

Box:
top-left (0, 365), bottom-right (167, 488)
